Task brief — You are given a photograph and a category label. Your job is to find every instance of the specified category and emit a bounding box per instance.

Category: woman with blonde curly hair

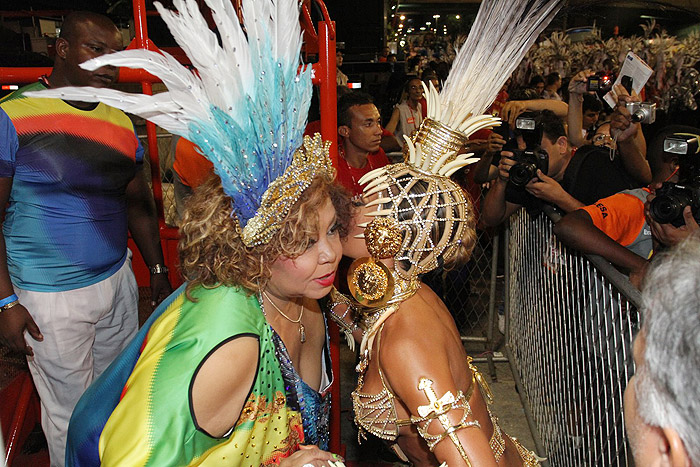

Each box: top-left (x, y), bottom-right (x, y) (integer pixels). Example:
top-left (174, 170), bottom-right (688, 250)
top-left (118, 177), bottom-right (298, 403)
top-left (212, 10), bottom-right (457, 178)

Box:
top-left (65, 169), bottom-right (352, 467)
top-left (35, 0), bottom-right (355, 464)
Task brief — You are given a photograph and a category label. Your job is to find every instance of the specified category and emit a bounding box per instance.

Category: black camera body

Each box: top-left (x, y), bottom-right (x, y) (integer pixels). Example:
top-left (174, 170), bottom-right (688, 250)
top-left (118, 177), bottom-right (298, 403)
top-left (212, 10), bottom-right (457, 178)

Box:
top-left (505, 114), bottom-right (549, 187)
top-left (649, 182), bottom-right (700, 227)
top-left (509, 148), bottom-right (549, 187)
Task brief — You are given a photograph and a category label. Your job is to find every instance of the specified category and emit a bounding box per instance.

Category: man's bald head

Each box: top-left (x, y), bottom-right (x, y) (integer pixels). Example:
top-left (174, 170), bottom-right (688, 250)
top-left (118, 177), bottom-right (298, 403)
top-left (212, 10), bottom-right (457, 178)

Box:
top-left (59, 12), bottom-right (119, 42)
top-left (50, 11), bottom-right (123, 91)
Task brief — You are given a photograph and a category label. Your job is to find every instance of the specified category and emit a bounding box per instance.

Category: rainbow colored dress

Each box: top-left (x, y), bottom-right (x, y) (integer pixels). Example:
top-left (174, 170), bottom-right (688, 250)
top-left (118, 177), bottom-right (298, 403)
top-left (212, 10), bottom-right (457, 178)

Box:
top-left (65, 283), bottom-right (331, 466)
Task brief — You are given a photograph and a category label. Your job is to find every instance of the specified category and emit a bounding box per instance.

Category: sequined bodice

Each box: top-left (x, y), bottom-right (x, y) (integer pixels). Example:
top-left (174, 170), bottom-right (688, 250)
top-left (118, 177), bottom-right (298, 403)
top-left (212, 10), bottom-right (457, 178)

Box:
top-left (351, 324), bottom-right (411, 443)
top-left (270, 321), bottom-right (332, 450)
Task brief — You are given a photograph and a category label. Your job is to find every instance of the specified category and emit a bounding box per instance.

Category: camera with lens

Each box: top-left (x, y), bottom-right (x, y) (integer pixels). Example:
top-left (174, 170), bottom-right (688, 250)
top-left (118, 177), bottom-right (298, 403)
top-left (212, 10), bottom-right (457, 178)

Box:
top-left (626, 102), bottom-right (656, 124)
top-left (649, 133), bottom-right (700, 227)
top-left (587, 73), bottom-right (613, 93)
top-left (506, 115), bottom-right (549, 187)
top-left (648, 182), bottom-right (700, 227)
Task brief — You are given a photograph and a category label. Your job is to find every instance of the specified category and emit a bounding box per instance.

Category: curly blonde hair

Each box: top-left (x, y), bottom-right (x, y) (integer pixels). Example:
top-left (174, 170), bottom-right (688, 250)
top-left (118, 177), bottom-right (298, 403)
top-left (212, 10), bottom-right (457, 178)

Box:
top-left (179, 174), bottom-right (351, 298)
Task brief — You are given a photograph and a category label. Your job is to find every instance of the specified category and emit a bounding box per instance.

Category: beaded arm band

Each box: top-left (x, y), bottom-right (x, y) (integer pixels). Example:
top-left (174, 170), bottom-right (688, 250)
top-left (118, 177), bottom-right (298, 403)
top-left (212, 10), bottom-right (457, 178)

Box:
top-left (327, 288), bottom-right (359, 351)
top-left (411, 377), bottom-right (481, 466)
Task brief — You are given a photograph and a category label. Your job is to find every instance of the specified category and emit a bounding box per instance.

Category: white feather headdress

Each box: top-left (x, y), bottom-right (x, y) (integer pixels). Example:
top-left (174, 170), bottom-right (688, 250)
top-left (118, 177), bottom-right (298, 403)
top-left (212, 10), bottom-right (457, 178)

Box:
top-left (27, 0), bottom-right (332, 246)
top-left (356, 0), bottom-right (563, 281)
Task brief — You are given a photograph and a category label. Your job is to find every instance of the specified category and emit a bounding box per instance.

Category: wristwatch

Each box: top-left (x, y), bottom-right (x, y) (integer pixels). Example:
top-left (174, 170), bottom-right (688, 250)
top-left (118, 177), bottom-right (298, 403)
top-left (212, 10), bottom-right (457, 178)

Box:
top-left (149, 264), bottom-right (169, 275)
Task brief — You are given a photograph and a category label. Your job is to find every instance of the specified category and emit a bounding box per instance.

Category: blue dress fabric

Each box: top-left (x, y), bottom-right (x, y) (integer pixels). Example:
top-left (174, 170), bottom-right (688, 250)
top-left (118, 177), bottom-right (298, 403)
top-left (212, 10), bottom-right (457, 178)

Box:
top-left (269, 317), bottom-right (333, 451)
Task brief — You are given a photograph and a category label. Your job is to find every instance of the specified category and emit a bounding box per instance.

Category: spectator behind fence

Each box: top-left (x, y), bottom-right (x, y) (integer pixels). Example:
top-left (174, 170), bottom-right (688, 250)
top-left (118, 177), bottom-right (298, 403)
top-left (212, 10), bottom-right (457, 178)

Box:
top-left (625, 232), bottom-right (700, 466)
top-left (529, 74), bottom-right (545, 97)
top-left (336, 91), bottom-right (390, 197)
top-left (542, 72), bottom-right (562, 100)
top-left (567, 70), bottom-right (604, 146)
top-left (481, 110), bottom-right (641, 227)
top-left (0, 12), bottom-right (171, 466)
top-left (336, 50), bottom-right (348, 87)
top-left (553, 125), bottom-right (699, 288)
top-left (171, 136), bottom-right (213, 219)
top-left (385, 77), bottom-right (424, 144)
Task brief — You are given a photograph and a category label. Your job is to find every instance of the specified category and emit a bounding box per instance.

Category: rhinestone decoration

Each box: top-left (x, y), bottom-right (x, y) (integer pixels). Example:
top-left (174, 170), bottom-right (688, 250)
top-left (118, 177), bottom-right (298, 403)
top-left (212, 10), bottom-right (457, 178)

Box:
top-left (364, 163), bottom-right (471, 281)
top-left (364, 217), bottom-right (403, 259)
top-left (348, 258), bottom-right (394, 307)
top-left (242, 133), bottom-right (335, 246)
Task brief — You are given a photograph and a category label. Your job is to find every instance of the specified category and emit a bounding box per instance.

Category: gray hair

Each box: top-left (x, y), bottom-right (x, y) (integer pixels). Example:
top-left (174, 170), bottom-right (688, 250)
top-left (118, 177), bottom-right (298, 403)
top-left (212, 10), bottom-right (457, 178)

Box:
top-left (636, 232), bottom-right (700, 463)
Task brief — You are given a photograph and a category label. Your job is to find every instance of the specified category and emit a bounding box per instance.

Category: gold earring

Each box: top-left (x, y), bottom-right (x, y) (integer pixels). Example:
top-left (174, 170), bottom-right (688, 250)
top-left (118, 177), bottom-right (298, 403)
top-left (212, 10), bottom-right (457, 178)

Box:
top-left (348, 217), bottom-right (402, 307)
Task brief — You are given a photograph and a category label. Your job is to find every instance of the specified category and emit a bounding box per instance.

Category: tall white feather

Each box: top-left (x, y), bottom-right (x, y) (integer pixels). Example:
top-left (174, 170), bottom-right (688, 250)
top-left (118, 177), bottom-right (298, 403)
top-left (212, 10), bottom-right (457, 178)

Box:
top-left (426, 0), bottom-right (563, 131)
top-left (27, 0), bottom-right (311, 228)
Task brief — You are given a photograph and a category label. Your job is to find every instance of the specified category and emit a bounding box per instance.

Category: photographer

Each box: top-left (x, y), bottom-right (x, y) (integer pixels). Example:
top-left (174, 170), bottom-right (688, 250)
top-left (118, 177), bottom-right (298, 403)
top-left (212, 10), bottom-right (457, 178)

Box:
top-left (481, 110), bottom-right (638, 227)
top-left (569, 71), bottom-right (651, 186)
top-left (567, 70), bottom-right (604, 147)
top-left (645, 130), bottom-right (700, 248)
top-left (554, 126), bottom-right (697, 287)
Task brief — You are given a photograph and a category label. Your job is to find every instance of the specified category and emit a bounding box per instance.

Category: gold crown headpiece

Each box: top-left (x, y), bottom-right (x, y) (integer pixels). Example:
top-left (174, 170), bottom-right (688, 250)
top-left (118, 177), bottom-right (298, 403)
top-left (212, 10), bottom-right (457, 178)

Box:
top-left (352, 0), bottom-right (563, 284)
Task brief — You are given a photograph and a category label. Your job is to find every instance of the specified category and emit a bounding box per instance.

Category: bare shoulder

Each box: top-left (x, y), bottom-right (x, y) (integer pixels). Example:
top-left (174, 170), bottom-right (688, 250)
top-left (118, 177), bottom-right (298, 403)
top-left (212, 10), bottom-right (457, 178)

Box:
top-left (191, 336), bottom-right (259, 437)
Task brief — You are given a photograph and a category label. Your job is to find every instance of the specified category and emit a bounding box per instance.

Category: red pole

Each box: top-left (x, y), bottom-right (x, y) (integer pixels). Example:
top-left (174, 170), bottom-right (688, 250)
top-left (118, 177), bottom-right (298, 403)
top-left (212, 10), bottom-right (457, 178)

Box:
top-left (317, 19), bottom-right (343, 456)
top-left (318, 21), bottom-right (338, 170)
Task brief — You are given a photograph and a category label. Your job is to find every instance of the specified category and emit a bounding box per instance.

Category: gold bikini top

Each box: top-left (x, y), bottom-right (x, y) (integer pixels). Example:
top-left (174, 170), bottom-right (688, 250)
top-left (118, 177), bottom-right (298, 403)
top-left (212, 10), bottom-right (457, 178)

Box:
top-left (351, 324), bottom-right (545, 466)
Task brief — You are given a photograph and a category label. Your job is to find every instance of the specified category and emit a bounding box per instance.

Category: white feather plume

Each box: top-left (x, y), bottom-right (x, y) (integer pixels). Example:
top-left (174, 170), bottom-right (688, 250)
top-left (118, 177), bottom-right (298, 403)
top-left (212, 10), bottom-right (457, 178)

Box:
top-left (26, 0), bottom-right (311, 228)
top-left (426, 0), bottom-right (563, 132)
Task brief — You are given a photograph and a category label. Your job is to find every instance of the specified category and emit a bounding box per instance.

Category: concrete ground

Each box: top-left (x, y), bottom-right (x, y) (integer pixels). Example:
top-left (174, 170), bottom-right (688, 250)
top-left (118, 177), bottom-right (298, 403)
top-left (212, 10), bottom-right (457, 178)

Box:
top-left (338, 344), bottom-right (537, 465)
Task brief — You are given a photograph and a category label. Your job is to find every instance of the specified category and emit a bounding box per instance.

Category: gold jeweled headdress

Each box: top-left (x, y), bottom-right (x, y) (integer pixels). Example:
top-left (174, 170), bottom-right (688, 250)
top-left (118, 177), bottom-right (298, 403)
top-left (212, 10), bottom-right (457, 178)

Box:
top-left (354, 0), bottom-right (563, 286)
top-left (28, 0), bottom-right (331, 247)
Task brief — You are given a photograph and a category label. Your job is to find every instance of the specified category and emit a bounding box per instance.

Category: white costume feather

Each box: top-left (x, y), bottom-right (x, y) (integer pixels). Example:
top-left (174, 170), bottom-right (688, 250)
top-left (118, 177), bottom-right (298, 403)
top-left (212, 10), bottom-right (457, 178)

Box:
top-left (28, 0), bottom-right (312, 229)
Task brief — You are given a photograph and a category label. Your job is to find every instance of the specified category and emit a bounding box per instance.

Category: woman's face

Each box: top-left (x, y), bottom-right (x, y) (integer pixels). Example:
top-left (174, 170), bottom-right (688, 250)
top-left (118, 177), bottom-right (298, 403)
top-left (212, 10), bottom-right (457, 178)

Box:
top-left (267, 198), bottom-right (342, 300)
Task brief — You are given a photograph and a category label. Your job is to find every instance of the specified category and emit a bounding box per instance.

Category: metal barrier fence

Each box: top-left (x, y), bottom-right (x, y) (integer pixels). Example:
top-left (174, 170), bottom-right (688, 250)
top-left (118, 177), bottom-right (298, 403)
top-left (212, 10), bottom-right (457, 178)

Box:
top-left (427, 224), bottom-right (499, 354)
top-left (505, 206), bottom-right (641, 467)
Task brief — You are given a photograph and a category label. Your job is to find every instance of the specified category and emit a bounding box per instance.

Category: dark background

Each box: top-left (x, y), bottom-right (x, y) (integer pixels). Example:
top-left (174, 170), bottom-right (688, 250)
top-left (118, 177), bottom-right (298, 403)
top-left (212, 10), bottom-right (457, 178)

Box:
top-left (1, 0), bottom-right (699, 60)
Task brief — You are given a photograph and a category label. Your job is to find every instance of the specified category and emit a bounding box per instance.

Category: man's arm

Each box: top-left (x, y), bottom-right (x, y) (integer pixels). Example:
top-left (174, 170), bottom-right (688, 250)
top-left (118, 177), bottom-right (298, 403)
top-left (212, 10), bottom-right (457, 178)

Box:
top-left (472, 133), bottom-right (504, 185)
top-left (501, 99), bottom-right (568, 127)
top-left (525, 170), bottom-right (584, 213)
top-left (126, 169), bottom-right (172, 306)
top-left (566, 70), bottom-right (595, 148)
top-left (609, 85), bottom-right (651, 185)
top-left (554, 209), bottom-right (648, 272)
top-left (480, 152), bottom-right (523, 227)
top-left (0, 178), bottom-right (43, 355)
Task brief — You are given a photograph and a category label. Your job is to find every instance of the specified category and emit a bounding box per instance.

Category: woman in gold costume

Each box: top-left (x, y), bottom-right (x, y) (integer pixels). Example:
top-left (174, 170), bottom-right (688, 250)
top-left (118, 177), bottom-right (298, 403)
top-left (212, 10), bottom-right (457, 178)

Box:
top-left (327, 0), bottom-right (564, 463)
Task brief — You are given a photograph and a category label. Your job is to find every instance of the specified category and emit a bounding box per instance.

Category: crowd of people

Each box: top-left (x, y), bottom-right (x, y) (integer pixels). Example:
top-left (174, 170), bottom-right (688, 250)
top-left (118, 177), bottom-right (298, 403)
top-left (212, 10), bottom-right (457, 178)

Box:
top-left (0, 0), bottom-right (698, 466)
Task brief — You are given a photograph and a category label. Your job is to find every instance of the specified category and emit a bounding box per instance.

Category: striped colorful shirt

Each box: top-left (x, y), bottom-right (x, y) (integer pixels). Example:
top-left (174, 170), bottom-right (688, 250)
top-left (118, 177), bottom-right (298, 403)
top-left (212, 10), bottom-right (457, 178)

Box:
top-left (0, 82), bottom-right (144, 291)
